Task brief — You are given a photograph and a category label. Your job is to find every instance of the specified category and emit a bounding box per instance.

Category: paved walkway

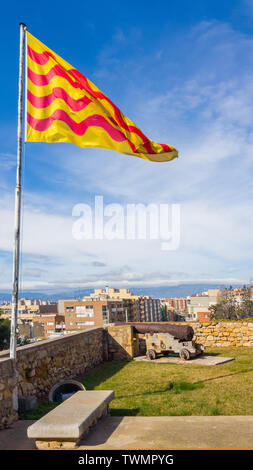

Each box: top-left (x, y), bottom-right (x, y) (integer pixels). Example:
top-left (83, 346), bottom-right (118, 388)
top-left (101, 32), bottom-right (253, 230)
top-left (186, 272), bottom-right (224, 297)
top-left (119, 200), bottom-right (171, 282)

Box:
top-left (134, 355), bottom-right (235, 366)
top-left (1, 416), bottom-right (253, 449)
top-left (0, 420), bottom-right (36, 450)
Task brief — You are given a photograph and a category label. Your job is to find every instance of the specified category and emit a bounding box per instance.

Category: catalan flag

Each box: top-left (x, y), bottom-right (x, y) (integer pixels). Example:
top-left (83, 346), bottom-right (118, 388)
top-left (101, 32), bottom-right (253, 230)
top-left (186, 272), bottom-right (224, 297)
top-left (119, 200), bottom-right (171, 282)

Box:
top-left (26, 31), bottom-right (178, 162)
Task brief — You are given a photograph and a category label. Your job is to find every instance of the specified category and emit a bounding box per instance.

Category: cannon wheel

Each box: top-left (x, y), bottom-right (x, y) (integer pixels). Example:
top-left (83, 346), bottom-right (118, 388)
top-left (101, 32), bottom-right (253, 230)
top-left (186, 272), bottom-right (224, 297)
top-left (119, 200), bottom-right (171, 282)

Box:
top-left (179, 348), bottom-right (190, 361)
top-left (146, 349), bottom-right (157, 360)
top-left (197, 344), bottom-right (204, 355)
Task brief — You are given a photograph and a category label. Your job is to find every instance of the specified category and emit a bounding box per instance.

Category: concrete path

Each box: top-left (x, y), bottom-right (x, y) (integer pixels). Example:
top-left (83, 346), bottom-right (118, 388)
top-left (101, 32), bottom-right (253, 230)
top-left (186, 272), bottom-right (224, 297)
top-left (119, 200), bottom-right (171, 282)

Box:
top-left (1, 415), bottom-right (253, 449)
top-left (0, 420), bottom-right (36, 450)
top-left (134, 355), bottom-right (235, 366)
top-left (79, 416), bottom-right (253, 449)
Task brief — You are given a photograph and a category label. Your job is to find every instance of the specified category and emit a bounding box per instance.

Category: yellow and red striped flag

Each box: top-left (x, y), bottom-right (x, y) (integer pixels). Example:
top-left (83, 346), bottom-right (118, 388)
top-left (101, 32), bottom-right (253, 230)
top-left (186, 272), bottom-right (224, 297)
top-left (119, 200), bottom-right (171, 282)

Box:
top-left (26, 31), bottom-right (178, 162)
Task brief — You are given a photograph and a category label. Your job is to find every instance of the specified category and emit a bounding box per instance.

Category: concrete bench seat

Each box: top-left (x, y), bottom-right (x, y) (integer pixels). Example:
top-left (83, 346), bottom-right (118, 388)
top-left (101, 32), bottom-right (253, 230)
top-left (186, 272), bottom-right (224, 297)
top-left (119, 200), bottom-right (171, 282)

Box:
top-left (27, 390), bottom-right (114, 449)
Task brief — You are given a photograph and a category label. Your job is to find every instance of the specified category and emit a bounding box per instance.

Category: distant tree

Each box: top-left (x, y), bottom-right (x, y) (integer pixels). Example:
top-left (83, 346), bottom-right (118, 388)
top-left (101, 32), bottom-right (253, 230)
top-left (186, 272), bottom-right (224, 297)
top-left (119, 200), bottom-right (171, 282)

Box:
top-left (0, 319), bottom-right (33, 350)
top-left (0, 318), bottom-right (11, 350)
top-left (17, 336), bottom-right (32, 346)
top-left (209, 286), bottom-right (253, 320)
top-left (239, 286), bottom-right (253, 318)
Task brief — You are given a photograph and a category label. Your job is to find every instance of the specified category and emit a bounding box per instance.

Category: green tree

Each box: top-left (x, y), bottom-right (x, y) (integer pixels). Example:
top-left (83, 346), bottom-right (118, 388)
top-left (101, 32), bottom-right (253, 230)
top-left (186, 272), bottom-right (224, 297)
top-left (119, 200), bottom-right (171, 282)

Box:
top-left (17, 336), bottom-right (32, 346)
top-left (0, 318), bottom-right (11, 350)
top-left (239, 285), bottom-right (253, 318)
top-left (209, 286), bottom-right (253, 320)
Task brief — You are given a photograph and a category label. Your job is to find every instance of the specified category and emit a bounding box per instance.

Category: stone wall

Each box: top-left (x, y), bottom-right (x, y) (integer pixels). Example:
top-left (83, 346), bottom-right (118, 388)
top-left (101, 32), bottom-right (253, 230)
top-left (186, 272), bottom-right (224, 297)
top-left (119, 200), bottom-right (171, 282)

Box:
top-left (0, 327), bottom-right (104, 429)
top-left (107, 325), bottom-right (134, 360)
top-left (158, 321), bottom-right (253, 348)
top-left (0, 359), bottom-right (18, 428)
top-left (192, 321), bottom-right (253, 347)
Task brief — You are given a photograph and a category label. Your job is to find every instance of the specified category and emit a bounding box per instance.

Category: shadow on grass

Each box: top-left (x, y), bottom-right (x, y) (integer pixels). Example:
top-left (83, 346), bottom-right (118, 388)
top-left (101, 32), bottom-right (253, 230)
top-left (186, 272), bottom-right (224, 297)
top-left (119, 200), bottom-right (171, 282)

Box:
top-left (117, 381), bottom-right (205, 400)
top-left (78, 359), bottom-right (206, 400)
top-left (202, 352), bottom-right (219, 357)
top-left (193, 367), bottom-right (253, 385)
top-left (110, 408), bottom-right (140, 416)
top-left (77, 360), bottom-right (130, 390)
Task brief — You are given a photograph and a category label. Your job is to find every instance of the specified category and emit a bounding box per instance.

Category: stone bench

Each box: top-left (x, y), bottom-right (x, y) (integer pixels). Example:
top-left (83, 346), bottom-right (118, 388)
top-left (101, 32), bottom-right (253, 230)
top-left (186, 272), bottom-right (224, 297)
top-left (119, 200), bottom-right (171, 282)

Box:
top-left (27, 390), bottom-right (114, 449)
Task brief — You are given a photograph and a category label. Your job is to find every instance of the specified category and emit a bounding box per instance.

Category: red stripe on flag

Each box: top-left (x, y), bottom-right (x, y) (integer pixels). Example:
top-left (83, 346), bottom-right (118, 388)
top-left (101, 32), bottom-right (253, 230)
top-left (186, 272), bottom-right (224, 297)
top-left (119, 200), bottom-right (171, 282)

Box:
top-left (27, 110), bottom-right (129, 141)
top-left (27, 65), bottom-right (83, 89)
top-left (159, 143), bottom-right (172, 152)
top-left (69, 69), bottom-right (164, 153)
top-left (27, 45), bottom-right (51, 65)
top-left (27, 88), bottom-right (92, 111)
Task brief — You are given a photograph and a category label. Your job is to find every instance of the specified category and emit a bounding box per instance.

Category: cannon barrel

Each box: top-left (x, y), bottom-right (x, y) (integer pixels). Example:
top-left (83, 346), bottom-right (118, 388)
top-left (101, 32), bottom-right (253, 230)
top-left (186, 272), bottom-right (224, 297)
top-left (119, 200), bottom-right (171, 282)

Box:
top-left (122, 322), bottom-right (194, 341)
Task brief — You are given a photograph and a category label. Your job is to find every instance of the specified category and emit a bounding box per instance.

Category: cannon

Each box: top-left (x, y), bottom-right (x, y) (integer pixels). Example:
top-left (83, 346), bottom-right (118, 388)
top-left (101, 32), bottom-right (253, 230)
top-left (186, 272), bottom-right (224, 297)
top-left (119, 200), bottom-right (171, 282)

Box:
top-left (131, 323), bottom-right (204, 360)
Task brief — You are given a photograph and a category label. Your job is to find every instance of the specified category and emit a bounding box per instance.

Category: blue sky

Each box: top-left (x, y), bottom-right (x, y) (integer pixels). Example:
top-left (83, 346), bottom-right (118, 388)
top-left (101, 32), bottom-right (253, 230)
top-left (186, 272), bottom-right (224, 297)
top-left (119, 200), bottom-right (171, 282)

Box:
top-left (1, 0), bottom-right (253, 293)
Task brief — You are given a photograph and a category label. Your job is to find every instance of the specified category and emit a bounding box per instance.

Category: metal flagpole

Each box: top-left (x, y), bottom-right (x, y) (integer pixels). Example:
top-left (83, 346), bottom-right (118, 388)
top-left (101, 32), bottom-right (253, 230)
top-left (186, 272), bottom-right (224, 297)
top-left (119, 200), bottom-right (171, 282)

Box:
top-left (10, 22), bottom-right (26, 410)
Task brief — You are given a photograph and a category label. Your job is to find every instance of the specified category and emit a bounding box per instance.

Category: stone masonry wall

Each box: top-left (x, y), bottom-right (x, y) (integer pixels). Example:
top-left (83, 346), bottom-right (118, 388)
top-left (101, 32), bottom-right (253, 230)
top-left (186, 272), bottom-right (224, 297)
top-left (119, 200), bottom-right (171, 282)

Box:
top-left (0, 327), bottom-right (105, 429)
top-left (192, 321), bottom-right (253, 347)
top-left (0, 359), bottom-right (18, 428)
top-left (107, 325), bottom-right (134, 360)
top-left (159, 321), bottom-right (253, 348)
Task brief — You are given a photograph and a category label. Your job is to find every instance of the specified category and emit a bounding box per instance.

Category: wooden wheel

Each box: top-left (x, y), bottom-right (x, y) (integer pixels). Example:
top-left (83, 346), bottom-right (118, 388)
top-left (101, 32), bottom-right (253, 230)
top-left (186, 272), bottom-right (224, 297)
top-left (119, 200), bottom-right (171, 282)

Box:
top-left (179, 348), bottom-right (190, 361)
top-left (146, 349), bottom-right (157, 360)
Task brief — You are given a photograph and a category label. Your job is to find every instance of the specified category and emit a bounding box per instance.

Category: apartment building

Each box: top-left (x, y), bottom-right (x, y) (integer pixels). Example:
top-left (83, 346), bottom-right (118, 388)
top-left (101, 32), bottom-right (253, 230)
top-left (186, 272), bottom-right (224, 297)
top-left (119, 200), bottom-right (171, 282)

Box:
top-left (76, 288), bottom-right (138, 322)
top-left (61, 299), bottom-right (128, 332)
top-left (135, 296), bottom-right (161, 322)
top-left (18, 321), bottom-right (45, 339)
top-left (161, 304), bottom-right (185, 322)
top-left (58, 286), bottom-right (162, 331)
top-left (61, 295), bottom-right (161, 332)
top-left (33, 305), bottom-right (65, 337)
top-left (164, 297), bottom-right (188, 313)
top-left (83, 287), bottom-right (137, 300)
top-left (0, 299), bottom-right (54, 319)
top-left (225, 287), bottom-right (253, 304)
top-left (197, 311), bottom-right (211, 322)
top-left (81, 287), bottom-right (162, 322)
top-left (102, 288), bottom-right (161, 322)
top-left (187, 289), bottom-right (221, 321)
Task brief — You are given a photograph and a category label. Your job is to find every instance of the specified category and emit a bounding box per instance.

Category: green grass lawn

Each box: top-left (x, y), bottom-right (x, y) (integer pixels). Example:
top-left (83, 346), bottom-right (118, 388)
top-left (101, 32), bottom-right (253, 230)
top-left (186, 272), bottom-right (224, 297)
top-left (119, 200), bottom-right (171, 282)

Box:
top-left (19, 347), bottom-right (253, 419)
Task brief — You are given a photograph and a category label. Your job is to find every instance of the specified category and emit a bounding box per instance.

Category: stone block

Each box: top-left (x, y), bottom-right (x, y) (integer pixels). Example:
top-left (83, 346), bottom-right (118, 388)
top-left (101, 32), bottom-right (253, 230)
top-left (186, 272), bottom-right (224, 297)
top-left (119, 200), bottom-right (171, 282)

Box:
top-left (3, 389), bottom-right (12, 400)
top-left (36, 439), bottom-right (78, 449)
top-left (27, 390), bottom-right (114, 447)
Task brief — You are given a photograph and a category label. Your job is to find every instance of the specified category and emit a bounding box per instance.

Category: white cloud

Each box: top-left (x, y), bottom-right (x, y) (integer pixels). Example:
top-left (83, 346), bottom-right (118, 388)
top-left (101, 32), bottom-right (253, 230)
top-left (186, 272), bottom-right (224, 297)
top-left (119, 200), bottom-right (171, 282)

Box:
top-left (1, 19), bottom-right (253, 292)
